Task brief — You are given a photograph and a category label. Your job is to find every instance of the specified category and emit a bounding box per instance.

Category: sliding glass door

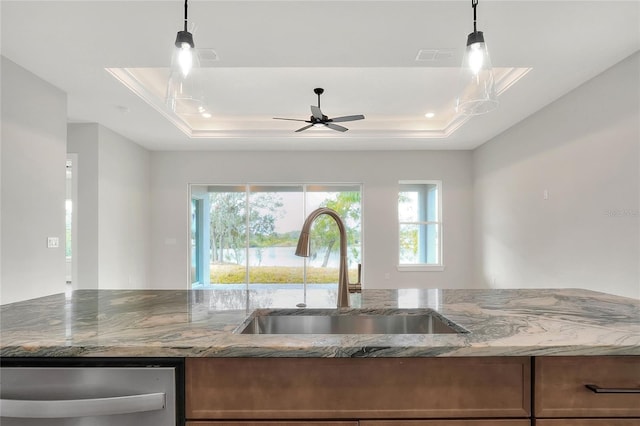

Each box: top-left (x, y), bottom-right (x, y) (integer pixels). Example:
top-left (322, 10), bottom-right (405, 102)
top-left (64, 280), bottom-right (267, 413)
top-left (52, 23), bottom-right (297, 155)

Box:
top-left (189, 184), bottom-right (362, 290)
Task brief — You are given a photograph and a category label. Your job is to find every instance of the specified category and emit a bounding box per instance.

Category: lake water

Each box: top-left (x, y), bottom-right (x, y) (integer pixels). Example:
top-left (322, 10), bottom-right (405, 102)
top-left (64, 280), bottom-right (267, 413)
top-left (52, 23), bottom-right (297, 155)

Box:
top-left (220, 246), bottom-right (361, 268)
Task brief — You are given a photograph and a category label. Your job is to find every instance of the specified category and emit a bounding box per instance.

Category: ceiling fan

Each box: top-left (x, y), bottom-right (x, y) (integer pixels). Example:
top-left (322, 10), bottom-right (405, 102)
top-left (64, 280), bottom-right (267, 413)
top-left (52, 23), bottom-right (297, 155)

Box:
top-left (274, 88), bottom-right (365, 132)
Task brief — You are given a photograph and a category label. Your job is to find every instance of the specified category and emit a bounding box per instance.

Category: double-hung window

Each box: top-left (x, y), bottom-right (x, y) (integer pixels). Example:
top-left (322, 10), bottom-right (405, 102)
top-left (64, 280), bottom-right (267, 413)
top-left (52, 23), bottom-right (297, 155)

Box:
top-left (398, 180), bottom-right (443, 271)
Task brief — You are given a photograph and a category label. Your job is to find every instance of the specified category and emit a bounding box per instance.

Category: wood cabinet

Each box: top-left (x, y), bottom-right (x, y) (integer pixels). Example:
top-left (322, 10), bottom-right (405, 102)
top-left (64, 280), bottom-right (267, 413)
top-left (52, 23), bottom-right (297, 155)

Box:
top-left (185, 356), bottom-right (640, 425)
top-left (186, 357), bottom-right (530, 422)
top-left (187, 423), bottom-right (528, 426)
top-left (186, 422), bottom-right (358, 425)
top-left (186, 422), bottom-right (529, 426)
top-left (535, 421), bottom-right (640, 426)
top-left (534, 356), bottom-right (640, 421)
top-left (360, 421), bottom-right (530, 425)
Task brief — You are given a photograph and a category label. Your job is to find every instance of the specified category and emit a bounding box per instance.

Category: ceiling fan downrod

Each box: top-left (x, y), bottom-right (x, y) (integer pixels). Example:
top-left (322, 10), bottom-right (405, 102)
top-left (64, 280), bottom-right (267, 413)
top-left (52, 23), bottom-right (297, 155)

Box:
top-left (314, 87), bottom-right (324, 108)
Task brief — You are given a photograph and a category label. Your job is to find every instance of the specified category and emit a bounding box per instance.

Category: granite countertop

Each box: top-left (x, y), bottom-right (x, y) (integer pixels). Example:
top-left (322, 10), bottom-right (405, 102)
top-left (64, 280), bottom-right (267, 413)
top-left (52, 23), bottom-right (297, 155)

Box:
top-left (1, 288), bottom-right (638, 358)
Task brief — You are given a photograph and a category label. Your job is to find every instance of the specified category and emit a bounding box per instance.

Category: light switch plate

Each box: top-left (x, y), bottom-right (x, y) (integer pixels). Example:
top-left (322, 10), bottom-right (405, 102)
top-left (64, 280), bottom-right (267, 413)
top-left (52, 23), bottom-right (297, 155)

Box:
top-left (47, 237), bottom-right (60, 248)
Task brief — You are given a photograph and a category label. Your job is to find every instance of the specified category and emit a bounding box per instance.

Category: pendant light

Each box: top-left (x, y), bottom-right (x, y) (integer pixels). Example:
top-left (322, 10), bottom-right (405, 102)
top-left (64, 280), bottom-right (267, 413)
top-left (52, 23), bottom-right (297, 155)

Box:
top-left (166, 0), bottom-right (207, 116)
top-left (456, 0), bottom-right (498, 115)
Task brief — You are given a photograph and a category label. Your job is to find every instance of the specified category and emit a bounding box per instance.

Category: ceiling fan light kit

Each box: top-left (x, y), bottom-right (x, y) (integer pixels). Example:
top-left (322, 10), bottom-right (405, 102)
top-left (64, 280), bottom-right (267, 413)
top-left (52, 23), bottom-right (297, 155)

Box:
top-left (273, 87), bottom-right (366, 133)
top-left (456, 0), bottom-right (499, 115)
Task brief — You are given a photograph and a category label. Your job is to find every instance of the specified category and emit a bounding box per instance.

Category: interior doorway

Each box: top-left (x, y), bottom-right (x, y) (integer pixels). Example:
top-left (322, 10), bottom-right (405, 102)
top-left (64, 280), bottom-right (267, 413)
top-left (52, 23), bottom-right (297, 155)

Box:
top-left (65, 154), bottom-right (78, 293)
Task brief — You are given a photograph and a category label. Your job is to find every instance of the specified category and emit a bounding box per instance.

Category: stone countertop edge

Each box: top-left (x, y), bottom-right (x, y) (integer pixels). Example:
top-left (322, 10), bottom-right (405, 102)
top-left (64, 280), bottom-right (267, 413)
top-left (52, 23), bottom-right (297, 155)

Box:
top-left (1, 288), bottom-right (639, 358)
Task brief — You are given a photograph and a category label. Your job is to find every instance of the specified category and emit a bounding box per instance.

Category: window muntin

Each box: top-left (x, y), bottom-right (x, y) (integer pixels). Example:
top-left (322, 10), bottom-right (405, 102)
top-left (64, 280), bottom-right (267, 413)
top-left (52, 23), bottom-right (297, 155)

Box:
top-left (398, 181), bottom-right (442, 269)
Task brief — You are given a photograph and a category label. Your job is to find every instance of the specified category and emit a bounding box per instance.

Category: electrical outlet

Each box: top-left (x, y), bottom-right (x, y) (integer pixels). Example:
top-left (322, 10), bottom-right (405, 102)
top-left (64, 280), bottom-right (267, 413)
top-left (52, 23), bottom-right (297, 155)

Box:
top-left (47, 237), bottom-right (60, 248)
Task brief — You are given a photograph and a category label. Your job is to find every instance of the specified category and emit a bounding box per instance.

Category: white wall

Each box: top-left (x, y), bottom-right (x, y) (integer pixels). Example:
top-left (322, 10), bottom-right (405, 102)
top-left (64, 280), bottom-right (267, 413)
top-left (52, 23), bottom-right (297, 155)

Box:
top-left (67, 124), bottom-right (99, 289)
top-left (150, 150), bottom-right (473, 290)
top-left (67, 123), bottom-right (151, 290)
top-left (1, 56), bottom-right (67, 304)
top-left (473, 52), bottom-right (640, 299)
top-left (4, 52), bottom-right (638, 302)
top-left (0, 25), bottom-right (3, 300)
top-left (97, 125), bottom-right (151, 289)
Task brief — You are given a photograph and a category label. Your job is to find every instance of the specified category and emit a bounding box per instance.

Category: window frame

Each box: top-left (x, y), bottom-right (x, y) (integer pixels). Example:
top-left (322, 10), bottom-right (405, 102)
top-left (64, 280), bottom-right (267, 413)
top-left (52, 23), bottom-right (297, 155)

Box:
top-left (397, 180), bottom-right (444, 272)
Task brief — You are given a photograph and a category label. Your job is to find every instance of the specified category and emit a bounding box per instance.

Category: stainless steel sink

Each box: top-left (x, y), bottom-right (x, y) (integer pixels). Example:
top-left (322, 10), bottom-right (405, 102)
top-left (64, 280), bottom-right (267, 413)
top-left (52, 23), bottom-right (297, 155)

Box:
top-left (235, 308), bottom-right (467, 335)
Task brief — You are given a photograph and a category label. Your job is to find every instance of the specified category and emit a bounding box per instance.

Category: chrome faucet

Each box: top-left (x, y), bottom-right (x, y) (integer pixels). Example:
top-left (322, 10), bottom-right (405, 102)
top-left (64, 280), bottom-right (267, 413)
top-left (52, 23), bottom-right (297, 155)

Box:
top-left (295, 207), bottom-right (351, 308)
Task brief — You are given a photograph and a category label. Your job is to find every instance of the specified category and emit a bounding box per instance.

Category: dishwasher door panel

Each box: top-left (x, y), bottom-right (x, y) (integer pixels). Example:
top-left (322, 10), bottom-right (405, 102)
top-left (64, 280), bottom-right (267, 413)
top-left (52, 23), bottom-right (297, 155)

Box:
top-left (0, 367), bottom-right (176, 426)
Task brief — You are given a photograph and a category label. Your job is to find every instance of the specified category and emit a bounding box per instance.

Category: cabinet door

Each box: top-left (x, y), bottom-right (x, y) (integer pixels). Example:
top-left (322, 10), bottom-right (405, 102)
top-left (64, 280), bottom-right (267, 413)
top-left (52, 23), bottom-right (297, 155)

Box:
top-left (535, 356), bottom-right (640, 418)
top-left (186, 357), bottom-right (530, 420)
top-left (187, 422), bottom-right (358, 426)
top-left (360, 421), bottom-right (530, 426)
top-left (187, 422), bottom-right (531, 426)
top-left (535, 420), bottom-right (640, 426)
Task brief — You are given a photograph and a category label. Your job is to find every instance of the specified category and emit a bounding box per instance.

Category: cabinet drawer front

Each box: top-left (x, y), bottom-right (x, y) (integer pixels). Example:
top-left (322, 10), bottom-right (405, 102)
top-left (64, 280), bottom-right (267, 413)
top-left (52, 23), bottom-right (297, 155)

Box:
top-left (535, 356), bottom-right (640, 418)
top-left (360, 421), bottom-right (531, 426)
top-left (536, 420), bottom-right (640, 426)
top-left (187, 422), bottom-right (358, 425)
top-left (186, 358), bottom-right (530, 420)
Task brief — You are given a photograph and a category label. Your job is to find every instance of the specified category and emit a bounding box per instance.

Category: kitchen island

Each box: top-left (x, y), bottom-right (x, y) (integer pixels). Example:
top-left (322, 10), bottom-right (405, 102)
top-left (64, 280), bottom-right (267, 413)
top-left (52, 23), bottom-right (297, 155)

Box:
top-left (1, 288), bottom-right (639, 424)
top-left (1, 287), bottom-right (638, 357)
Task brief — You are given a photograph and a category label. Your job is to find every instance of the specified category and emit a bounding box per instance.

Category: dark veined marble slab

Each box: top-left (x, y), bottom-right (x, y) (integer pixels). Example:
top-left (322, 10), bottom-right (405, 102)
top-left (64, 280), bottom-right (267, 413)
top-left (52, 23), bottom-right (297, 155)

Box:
top-left (1, 288), bottom-right (638, 357)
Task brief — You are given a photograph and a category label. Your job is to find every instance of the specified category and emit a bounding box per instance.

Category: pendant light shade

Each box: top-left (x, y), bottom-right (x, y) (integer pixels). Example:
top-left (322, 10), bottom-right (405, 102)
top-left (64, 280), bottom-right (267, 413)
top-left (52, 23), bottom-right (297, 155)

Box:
top-left (166, 0), bottom-right (207, 116)
top-left (166, 62), bottom-right (205, 115)
top-left (456, 0), bottom-right (498, 115)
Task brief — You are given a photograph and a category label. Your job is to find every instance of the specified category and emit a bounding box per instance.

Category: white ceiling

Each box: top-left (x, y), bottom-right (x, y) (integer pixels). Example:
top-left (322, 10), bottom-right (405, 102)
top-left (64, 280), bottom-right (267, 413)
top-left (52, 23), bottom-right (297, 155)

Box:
top-left (1, 1), bottom-right (639, 151)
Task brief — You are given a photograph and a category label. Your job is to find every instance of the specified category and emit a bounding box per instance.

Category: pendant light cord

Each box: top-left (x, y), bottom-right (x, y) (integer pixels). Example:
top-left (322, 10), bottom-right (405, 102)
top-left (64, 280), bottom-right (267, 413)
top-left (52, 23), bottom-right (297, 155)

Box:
top-left (472, 0), bottom-right (478, 33)
top-left (183, 0), bottom-right (189, 32)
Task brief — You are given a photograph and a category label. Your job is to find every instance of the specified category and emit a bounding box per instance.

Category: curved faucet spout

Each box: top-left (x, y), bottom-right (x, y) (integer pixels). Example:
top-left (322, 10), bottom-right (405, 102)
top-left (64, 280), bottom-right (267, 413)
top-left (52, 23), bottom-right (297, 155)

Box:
top-left (295, 207), bottom-right (350, 308)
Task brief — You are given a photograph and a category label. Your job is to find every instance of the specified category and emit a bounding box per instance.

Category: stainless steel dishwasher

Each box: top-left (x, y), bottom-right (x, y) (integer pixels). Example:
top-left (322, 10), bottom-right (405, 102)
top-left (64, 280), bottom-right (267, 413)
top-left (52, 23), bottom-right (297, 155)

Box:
top-left (0, 359), bottom-right (182, 426)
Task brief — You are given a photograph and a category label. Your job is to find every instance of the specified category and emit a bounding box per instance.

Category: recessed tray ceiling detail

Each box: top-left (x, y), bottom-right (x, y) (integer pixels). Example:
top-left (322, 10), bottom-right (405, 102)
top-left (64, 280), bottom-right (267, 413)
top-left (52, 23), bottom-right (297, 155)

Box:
top-left (107, 66), bottom-right (531, 139)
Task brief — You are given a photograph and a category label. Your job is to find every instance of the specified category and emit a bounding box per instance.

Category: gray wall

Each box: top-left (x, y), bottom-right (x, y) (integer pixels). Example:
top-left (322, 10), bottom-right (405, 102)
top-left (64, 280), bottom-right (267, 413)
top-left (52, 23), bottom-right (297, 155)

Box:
top-left (1, 57), bottom-right (67, 304)
top-left (473, 52), bottom-right (640, 298)
top-left (150, 150), bottom-right (474, 290)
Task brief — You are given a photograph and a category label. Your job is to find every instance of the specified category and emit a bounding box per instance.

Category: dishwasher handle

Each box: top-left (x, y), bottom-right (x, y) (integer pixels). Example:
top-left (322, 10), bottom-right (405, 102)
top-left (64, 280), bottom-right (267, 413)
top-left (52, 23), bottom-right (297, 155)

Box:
top-left (0, 392), bottom-right (165, 418)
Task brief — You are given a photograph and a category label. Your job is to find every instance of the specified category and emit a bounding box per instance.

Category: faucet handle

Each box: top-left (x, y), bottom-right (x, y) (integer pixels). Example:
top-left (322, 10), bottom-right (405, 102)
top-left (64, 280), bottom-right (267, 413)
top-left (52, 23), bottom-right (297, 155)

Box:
top-left (348, 264), bottom-right (362, 293)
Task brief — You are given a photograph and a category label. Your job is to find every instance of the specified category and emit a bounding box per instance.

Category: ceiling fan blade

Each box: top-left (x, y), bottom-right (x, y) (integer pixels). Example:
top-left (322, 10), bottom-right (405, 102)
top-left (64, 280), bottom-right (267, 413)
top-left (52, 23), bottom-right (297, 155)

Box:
top-left (273, 117), bottom-right (309, 122)
top-left (326, 123), bottom-right (348, 132)
top-left (330, 114), bottom-right (365, 123)
top-left (295, 124), bottom-right (314, 132)
top-left (310, 105), bottom-right (323, 120)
